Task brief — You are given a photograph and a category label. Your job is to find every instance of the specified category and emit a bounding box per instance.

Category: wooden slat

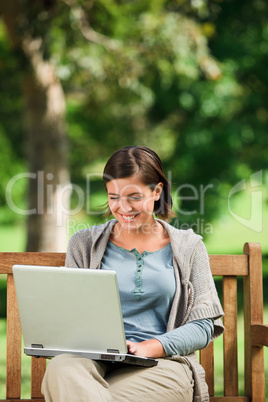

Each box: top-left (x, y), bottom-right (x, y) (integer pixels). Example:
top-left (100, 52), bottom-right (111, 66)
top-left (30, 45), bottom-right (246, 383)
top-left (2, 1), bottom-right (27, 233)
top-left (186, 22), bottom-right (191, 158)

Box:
top-left (243, 243), bottom-right (265, 401)
top-left (31, 357), bottom-right (47, 398)
top-left (209, 255), bottom-right (248, 276)
top-left (0, 253), bottom-right (249, 276)
top-left (199, 341), bottom-right (214, 396)
top-left (6, 274), bottom-right (21, 399)
top-left (0, 399), bottom-right (44, 402)
top-left (243, 268), bottom-right (251, 396)
top-left (210, 398), bottom-right (249, 402)
top-left (251, 324), bottom-right (268, 347)
top-left (251, 347), bottom-right (265, 402)
top-left (0, 252), bottom-right (66, 274)
top-left (223, 276), bottom-right (238, 396)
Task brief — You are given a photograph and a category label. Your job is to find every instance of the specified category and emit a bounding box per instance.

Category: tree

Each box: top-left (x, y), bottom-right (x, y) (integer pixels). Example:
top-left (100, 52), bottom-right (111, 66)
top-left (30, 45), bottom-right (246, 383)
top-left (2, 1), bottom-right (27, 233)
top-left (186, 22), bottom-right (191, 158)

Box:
top-left (1, 0), bottom-right (266, 245)
top-left (1, 0), bottom-right (222, 244)
top-left (0, 0), bottom-right (70, 251)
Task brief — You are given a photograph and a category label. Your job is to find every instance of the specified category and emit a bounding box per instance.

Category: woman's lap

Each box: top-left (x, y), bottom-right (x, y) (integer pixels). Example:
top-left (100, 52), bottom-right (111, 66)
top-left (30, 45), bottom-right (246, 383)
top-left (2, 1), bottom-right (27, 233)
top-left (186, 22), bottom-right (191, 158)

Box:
top-left (107, 357), bottom-right (194, 401)
top-left (42, 354), bottom-right (194, 402)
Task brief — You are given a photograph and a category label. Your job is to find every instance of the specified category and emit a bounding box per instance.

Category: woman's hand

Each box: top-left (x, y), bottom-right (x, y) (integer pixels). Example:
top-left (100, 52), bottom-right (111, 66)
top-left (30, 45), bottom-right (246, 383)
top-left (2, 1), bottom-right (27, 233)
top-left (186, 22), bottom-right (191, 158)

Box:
top-left (126, 339), bottom-right (166, 358)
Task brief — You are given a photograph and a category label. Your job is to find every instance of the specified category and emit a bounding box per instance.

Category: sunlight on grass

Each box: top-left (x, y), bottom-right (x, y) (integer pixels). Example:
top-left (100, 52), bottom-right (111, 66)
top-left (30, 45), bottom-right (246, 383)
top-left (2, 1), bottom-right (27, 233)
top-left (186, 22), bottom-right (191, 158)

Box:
top-left (0, 223), bottom-right (26, 252)
top-left (205, 186), bottom-right (268, 255)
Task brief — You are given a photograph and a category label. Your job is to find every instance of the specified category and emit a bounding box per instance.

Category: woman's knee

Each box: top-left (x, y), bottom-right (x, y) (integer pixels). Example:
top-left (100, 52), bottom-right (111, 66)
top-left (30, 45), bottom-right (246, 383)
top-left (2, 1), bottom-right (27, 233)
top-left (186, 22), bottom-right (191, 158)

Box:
top-left (42, 354), bottom-right (111, 402)
top-left (45, 354), bottom-right (76, 377)
top-left (107, 358), bottom-right (194, 402)
top-left (44, 354), bottom-right (108, 387)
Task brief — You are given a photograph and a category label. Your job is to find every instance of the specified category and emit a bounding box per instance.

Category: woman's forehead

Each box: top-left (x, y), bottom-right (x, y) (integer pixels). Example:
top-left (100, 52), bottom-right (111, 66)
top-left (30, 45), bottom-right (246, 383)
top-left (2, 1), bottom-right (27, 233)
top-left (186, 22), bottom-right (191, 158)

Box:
top-left (106, 176), bottom-right (149, 194)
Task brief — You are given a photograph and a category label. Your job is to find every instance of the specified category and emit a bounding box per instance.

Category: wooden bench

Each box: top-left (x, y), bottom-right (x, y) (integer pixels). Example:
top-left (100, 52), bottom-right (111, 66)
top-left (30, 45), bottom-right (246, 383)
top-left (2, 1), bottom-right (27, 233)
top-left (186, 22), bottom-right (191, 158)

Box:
top-left (0, 242), bottom-right (267, 401)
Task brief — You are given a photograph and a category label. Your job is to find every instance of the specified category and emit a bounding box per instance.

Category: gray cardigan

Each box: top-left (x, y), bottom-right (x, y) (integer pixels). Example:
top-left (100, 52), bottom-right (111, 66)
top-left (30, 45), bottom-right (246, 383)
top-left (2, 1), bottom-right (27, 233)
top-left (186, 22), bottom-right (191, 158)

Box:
top-left (65, 219), bottom-right (224, 401)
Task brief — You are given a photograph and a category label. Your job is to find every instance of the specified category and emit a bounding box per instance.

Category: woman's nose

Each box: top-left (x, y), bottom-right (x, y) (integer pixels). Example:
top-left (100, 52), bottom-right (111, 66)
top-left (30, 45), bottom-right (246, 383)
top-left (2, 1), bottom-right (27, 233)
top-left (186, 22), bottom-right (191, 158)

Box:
top-left (119, 197), bottom-right (132, 212)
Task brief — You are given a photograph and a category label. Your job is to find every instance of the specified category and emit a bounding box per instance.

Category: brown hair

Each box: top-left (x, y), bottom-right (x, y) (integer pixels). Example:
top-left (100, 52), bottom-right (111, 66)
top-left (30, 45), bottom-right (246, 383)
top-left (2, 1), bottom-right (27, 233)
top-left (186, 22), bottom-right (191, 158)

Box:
top-left (103, 146), bottom-right (174, 221)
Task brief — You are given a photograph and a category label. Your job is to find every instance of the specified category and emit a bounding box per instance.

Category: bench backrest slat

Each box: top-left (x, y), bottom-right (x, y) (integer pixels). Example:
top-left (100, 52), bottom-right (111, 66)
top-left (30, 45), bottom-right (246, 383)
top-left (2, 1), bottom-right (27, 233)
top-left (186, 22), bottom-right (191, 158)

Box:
top-left (223, 276), bottom-right (238, 396)
top-left (209, 254), bottom-right (248, 276)
top-left (31, 356), bottom-right (46, 398)
top-left (6, 274), bottom-right (21, 399)
top-left (243, 243), bottom-right (265, 400)
top-left (0, 252), bottom-right (66, 274)
top-left (199, 342), bottom-right (214, 396)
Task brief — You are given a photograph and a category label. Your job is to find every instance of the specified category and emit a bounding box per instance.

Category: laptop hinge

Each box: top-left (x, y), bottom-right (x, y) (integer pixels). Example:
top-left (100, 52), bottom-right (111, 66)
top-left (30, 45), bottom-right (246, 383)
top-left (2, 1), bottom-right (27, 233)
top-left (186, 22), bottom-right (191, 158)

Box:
top-left (107, 349), bottom-right (119, 354)
top-left (31, 344), bottom-right (44, 348)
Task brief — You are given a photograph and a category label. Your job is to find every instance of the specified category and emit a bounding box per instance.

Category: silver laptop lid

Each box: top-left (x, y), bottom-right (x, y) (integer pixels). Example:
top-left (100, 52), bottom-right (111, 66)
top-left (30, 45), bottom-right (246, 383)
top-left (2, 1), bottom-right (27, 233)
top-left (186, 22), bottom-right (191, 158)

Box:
top-left (12, 265), bottom-right (128, 355)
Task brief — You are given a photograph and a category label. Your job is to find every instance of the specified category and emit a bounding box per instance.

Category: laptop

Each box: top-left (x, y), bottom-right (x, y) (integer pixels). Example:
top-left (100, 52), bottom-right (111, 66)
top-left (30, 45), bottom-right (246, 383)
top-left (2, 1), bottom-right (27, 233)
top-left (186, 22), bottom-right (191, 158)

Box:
top-left (12, 264), bottom-right (158, 367)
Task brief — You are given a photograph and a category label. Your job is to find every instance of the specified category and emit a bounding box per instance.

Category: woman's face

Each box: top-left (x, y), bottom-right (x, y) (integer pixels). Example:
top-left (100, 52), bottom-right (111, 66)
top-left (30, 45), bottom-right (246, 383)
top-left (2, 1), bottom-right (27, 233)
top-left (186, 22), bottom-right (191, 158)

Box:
top-left (106, 175), bottom-right (162, 231)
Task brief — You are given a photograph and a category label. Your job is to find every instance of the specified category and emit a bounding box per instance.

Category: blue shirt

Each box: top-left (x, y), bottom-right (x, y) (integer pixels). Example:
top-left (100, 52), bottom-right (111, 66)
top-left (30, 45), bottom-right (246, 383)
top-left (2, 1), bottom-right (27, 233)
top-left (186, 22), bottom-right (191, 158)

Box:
top-left (101, 241), bottom-right (213, 356)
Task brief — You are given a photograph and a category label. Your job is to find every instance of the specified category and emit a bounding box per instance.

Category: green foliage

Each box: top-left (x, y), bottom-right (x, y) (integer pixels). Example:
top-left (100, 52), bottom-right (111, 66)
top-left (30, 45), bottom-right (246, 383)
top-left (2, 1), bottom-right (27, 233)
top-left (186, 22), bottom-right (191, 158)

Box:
top-left (0, 24), bottom-right (28, 224)
top-left (209, 0), bottom-right (268, 173)
top-left (0, 0), bottom-right (267, 234)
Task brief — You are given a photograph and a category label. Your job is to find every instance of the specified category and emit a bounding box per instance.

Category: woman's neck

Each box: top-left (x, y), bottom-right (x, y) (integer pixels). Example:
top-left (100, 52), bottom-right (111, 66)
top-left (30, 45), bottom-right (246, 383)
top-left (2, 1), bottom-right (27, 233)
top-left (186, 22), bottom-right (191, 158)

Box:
top-left (110, 220), bottom-right (170, 253)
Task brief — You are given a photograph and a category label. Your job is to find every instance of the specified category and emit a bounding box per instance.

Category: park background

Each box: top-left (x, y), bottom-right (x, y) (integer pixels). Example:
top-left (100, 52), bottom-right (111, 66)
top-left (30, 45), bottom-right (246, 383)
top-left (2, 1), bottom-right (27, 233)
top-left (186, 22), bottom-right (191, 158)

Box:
top-left (0, 0), bottom-right (267, 397)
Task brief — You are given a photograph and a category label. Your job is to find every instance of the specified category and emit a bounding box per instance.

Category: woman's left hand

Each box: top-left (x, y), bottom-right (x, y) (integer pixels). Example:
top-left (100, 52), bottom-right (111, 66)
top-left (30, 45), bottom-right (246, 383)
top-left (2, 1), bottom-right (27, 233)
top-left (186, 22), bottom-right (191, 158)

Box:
top-left (126, 339), bottom-right (166, 358)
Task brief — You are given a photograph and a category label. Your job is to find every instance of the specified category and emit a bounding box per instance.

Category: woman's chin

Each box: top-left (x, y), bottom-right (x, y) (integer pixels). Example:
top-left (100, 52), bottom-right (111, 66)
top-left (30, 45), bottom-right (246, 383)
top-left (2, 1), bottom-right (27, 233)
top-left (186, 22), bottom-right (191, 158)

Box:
top-left (116, 216), bottom-right (142, 231)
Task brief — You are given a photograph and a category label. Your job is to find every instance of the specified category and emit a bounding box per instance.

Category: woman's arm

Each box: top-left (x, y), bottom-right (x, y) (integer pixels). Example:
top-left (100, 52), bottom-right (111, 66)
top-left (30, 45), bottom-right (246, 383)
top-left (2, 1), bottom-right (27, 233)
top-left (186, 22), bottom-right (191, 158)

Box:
top-left (126, 338), bottom-right (166, 358)
top-left (126, 318), bottom-right (214, 358)
top-left (155, 318), bottom-right (214, 356)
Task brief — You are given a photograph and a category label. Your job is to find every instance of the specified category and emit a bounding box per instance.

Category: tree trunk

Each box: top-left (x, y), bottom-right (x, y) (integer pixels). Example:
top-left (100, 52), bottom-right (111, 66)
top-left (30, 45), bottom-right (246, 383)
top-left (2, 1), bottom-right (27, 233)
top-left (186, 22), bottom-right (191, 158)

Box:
top-left (22, 41), bottom-right (71, 252)
top-left (1, 0), bottom-right (71, 251)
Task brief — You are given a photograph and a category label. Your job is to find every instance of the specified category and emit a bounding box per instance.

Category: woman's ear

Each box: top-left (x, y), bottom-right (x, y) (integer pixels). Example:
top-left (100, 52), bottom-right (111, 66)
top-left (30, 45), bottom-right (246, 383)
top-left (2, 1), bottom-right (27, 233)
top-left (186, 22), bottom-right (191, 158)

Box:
top-left (154, 182), bottom-right (163, 200)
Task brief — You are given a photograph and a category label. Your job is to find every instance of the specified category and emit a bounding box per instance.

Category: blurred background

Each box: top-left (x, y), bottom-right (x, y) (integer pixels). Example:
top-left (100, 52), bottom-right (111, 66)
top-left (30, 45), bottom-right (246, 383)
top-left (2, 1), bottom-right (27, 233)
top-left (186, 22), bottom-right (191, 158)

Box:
top-left (0, 0), bottom-right (267, 396)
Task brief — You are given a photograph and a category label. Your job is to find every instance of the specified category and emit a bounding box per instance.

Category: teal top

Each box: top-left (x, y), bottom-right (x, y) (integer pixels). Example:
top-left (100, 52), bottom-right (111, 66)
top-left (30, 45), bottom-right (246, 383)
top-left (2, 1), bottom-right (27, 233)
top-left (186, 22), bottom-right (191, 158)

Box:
top-left (101, 241), bottom-right (213, 356)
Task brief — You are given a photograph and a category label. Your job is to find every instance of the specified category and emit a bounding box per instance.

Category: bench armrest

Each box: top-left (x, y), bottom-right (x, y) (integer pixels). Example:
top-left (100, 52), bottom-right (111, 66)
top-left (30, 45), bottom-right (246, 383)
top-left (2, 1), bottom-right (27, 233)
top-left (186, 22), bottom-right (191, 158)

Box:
top-left (251, 324), bottom-right (268, 347)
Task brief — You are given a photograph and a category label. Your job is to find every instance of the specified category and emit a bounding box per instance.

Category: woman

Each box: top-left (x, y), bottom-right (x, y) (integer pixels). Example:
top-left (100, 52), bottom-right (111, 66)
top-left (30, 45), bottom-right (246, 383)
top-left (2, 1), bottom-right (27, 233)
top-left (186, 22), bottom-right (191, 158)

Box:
top-left (42, 146), bottom-right (224, 402)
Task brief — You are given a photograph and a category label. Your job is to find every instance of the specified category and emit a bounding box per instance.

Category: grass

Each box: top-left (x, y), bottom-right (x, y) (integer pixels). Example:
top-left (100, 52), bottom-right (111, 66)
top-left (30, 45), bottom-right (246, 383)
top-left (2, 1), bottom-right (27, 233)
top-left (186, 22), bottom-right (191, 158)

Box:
top-left (0, 221), bottom-right (26, 252)
top-left (204, 184), bottom-right (268, 255)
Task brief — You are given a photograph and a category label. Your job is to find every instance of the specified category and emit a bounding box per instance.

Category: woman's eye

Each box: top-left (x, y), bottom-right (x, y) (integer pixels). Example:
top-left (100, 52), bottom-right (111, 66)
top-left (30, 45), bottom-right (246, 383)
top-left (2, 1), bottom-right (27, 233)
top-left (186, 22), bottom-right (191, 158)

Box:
top-left (109, 196), bottom-right (142, 201)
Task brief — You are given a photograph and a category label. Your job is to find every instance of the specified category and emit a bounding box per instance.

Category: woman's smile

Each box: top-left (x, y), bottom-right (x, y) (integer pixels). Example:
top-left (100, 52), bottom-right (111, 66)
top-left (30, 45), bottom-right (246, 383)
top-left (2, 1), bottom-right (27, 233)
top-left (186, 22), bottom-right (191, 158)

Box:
top-left (120, 213), bottom-right (141, 222)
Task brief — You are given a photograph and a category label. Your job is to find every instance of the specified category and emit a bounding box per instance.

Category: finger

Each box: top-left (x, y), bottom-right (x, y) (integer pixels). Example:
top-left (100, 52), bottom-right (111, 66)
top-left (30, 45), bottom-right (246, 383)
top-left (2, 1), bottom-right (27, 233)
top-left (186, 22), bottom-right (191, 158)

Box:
top-left (126, 341), bottom-right (134, 352)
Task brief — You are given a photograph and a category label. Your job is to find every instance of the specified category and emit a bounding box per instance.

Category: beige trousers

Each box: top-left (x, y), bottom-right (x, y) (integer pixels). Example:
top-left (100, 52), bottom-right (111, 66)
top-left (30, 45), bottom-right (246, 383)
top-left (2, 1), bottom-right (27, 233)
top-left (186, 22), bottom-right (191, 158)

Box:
top-left (41, 354), bottom-right (194, 402)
